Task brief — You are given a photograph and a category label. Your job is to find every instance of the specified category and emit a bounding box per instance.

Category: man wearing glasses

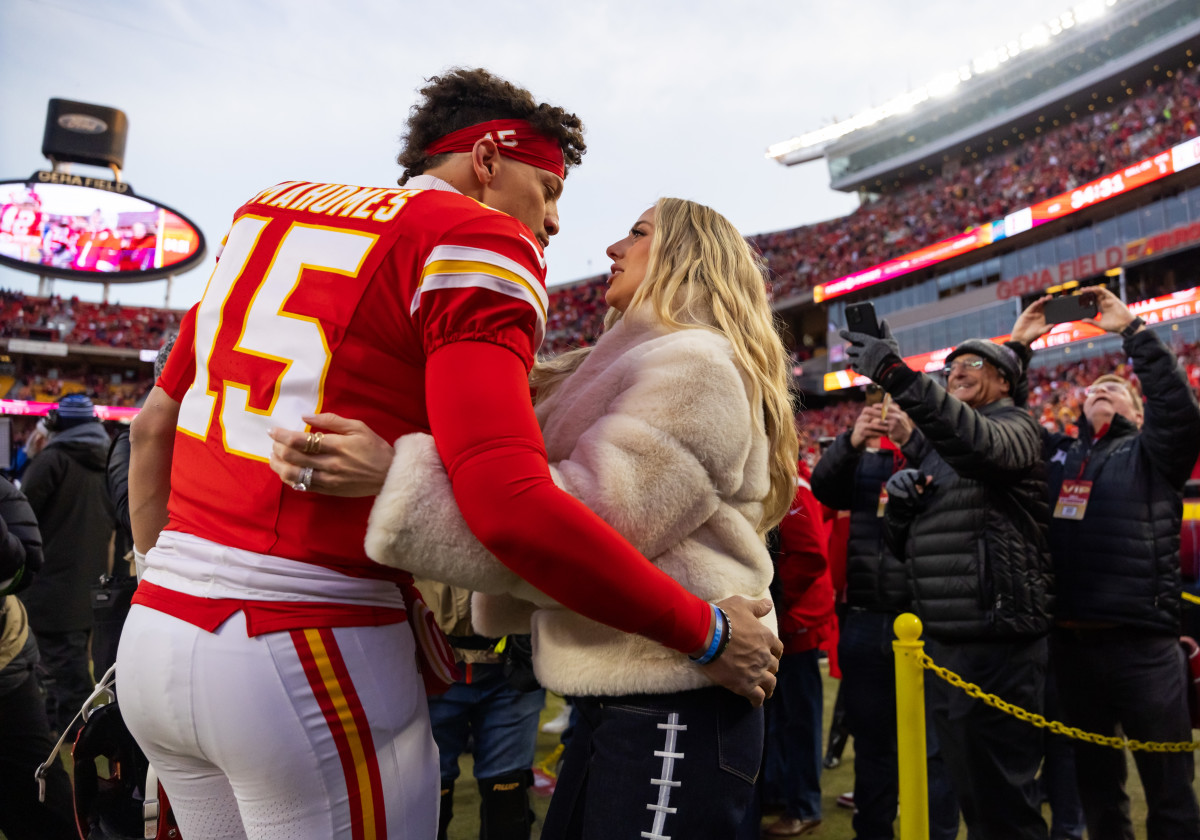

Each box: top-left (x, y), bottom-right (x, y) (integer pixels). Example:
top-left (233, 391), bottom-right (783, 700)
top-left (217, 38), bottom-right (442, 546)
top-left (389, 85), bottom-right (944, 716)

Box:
top-left (839, 319), bottom-right (1053, 840)
top-left (1012, 286), bottom-right (1200, 840)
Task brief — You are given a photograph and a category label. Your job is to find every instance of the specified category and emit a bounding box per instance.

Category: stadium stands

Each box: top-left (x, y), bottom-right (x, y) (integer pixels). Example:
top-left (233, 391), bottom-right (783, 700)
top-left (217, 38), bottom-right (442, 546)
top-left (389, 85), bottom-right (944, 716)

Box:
top-left (758, 60), bottom-right (1200, 302)
top-left (0, 289), bottom-right (181, 348)
top-left (541, 59), bottom-right (1200, 353)
top-left (6, 369), bottom-right (153, 406)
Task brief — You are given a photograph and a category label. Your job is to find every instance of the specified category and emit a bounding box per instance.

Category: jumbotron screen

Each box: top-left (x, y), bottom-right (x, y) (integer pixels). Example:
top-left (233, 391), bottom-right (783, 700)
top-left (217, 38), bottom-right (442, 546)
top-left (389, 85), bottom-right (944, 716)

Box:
top-left (0, 174), bottom-right (205, 282)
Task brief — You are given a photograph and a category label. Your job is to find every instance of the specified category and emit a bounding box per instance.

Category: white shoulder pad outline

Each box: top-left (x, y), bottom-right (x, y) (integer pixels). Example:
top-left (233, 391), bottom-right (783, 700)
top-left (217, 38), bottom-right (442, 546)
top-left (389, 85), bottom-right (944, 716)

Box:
top-left (413, 244), bottom-right (548, 349)
top-left (518, 234), bottom-right (547, 270)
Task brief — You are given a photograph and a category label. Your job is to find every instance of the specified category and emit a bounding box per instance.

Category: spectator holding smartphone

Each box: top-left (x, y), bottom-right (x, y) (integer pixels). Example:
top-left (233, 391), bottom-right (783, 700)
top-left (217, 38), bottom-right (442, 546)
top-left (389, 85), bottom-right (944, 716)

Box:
top-left (1012, 287), bottom-right (1200, 840)
top-left (810, 394), bottom-right (961, 840)
top-left (839, 319), bottom-right (1052, 840)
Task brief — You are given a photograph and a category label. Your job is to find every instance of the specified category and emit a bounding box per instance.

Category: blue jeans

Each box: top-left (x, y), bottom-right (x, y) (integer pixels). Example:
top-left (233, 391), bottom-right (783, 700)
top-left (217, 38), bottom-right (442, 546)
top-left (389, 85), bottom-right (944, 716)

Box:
top-left (763, 649), bottom-right (823, 821)
top-left (543, 687), bottom-right (763, 840)
top-left (427, 663), bottom-right (545, 782)
top-left (840, 609), bottom-right (960, 840)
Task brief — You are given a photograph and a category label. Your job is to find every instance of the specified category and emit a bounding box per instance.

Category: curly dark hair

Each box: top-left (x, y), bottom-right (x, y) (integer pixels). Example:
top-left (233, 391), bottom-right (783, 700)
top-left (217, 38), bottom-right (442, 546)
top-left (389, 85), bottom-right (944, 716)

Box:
top-left (397, 67), bottom-right (586, 185)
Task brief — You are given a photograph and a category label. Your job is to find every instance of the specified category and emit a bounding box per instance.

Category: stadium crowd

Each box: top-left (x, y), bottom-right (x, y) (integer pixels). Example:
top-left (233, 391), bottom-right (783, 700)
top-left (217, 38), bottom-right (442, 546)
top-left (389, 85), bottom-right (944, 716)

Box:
top-left (758, 61), bottom-right (1200, 301)
top-left (5, 369), bottom-right (153, 407)
top-left (538, 59), bottom-right (1200, 355)
top-left (0, 289), bottom-right (181, 349)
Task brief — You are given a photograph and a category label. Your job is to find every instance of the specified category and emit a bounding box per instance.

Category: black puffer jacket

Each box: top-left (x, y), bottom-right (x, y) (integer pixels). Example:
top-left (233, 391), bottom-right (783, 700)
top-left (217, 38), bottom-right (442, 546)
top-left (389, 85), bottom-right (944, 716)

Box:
top-left (883, 371), bottom-right (1053, 641)
top-left (1, 475), bottom-right (43, 684)
top-left (811, 429), bottom-right (923, 613)
top-left (19, 423), bottom-right (115, 633)
top-left (0, 475), bottom-right (42, 594)
top-left (1044, 328), bottom-right (1200, 634)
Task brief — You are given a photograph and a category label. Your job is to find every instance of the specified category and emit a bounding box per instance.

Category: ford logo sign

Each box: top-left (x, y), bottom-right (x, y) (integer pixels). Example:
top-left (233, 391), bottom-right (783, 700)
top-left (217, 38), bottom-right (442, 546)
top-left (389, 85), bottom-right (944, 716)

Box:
top-left (57, 113), bottom-right (108, 134)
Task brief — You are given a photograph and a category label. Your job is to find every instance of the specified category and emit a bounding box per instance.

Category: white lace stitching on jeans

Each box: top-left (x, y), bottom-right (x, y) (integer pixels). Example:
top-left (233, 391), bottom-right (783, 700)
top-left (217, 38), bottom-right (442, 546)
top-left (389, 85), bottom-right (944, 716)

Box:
top-left (641, 712), bottom-right (686, 840)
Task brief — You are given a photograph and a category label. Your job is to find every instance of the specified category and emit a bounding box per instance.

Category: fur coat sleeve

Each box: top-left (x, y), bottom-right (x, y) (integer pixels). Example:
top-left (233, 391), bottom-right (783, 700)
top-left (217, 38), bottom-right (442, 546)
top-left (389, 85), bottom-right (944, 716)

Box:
top-left (364, 322), bottom-right (765, 616)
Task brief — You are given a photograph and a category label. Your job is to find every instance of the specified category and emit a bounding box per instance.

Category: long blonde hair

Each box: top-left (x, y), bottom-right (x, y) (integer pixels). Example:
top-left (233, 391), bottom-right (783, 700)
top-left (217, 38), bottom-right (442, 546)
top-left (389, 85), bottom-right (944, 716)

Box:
top-left (531, 198), bottom-right (799, 534)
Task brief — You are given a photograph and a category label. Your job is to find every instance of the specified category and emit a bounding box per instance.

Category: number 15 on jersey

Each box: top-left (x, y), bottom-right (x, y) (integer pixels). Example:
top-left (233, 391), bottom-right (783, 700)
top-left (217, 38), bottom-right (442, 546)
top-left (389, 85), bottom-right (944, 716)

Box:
top-left (176, 215), bottom-right (377, 461)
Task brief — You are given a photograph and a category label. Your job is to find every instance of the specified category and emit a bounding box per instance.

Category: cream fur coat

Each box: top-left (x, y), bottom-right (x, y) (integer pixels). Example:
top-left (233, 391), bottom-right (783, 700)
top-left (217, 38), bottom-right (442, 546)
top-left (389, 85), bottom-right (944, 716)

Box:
top-left (364, 308), bottom-right (776, 696)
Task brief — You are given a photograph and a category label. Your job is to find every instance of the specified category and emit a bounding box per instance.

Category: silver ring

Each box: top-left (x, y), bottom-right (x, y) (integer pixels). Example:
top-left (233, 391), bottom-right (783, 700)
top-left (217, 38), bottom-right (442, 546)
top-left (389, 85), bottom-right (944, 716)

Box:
top-left (295, 465), bottom-right (314, 492)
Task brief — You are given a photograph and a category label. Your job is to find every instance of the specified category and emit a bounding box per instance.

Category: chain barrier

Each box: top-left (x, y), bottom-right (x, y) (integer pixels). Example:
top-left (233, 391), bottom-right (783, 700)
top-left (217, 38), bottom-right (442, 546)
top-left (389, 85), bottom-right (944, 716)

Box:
top-left (917, 651), bottom-right (1200, 753)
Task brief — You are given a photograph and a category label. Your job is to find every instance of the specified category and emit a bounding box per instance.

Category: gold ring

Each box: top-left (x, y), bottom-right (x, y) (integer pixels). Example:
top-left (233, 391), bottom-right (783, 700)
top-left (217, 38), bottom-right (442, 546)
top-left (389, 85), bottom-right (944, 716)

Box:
top-left (304, 431), bottom-right (324, 455)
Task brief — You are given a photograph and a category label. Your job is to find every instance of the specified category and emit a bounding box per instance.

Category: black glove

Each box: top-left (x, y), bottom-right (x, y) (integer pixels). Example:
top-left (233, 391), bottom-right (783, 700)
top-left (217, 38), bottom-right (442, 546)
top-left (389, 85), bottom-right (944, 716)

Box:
top-left (885, 468), bottom-right (931, 517)
top-left (839, 319), bottom-right (905, 384)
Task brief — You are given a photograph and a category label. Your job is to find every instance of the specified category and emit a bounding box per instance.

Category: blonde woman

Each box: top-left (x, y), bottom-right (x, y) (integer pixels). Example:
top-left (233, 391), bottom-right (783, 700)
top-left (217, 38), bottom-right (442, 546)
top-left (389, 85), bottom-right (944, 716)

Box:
top-left (271, 198), bottom-right (799, 838)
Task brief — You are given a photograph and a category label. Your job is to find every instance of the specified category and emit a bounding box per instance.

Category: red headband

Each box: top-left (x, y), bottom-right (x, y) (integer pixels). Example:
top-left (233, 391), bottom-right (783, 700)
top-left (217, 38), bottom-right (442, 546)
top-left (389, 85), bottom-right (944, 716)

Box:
top-left (425, 119), bottom-right (565, 179)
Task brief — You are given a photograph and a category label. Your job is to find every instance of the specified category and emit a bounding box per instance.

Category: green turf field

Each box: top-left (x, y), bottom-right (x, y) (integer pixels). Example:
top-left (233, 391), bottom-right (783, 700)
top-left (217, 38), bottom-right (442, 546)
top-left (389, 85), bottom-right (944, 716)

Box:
top-left (14, 662), bottom-right (1195, 840)
top-left (446, 663), bottom-right (1199, 840)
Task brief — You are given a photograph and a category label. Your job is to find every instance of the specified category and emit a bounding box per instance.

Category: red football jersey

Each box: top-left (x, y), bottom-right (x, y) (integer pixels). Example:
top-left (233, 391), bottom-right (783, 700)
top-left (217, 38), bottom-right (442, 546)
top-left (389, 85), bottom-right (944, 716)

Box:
top-left (158, 178), bottom-right (549, 582)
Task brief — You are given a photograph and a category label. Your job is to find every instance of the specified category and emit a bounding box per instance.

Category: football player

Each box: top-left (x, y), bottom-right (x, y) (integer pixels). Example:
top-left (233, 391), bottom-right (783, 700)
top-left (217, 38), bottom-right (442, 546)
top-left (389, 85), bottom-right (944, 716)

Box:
top-left (119, 68), bottom-right (781, 840)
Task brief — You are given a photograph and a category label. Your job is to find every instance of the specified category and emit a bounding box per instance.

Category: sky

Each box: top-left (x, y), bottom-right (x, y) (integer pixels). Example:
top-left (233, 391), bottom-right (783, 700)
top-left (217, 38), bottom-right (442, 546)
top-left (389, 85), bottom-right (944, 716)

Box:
top-left (0, 0), bottom-right (1062, 309)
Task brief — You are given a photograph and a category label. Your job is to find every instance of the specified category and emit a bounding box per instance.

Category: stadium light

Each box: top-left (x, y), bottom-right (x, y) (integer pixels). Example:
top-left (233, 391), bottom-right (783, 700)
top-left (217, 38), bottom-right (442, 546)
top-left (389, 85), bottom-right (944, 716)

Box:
top-left (766, 0), bottom-right (1119, 162)
top-left (1075, 0), bottom-right (1108, 22)
top-left (1023, 26), bottom-right (1052, 49)
top-left (927, 71), bottom-right (962, 98)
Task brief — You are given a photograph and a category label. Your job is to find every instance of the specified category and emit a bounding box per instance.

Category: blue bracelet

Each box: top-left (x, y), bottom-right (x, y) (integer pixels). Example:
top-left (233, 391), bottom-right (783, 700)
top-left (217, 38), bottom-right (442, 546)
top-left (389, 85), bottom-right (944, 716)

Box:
top-left (690, 605), bottom-right (725, 665)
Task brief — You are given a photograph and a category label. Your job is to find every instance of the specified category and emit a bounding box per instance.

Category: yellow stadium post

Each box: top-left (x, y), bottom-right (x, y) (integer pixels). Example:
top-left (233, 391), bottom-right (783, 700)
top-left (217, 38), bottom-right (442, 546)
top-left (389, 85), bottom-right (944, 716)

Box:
top-left (894, 613), bottom-right (929, 840)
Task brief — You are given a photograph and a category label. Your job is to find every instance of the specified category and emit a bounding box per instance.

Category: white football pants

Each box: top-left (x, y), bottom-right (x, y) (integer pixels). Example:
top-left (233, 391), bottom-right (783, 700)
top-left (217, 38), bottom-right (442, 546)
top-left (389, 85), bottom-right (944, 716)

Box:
top-left (116, 604), bottom-right (438, 840)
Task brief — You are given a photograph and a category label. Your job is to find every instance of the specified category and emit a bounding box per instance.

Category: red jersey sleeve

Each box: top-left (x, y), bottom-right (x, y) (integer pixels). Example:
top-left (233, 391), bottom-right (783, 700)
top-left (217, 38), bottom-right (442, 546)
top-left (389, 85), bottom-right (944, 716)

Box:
top-left (157, 303), bottom-right (198, 401)
top-left (412, 213), bottom-right (549, 371)
top-left (425, 340), bottom-right (712, 655)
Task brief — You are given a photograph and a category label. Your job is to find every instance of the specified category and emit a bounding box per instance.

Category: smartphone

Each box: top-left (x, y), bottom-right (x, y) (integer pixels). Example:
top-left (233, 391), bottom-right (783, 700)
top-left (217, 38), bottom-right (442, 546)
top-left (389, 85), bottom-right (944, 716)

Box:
top-left (1043, 292), bottom-right (1099, 325)
top-left (845, 301), bottom-right (882, 338)
top-left (864, 384), bottom-right (884, 406)
top-left (880, 393), bottom-right (892, 422)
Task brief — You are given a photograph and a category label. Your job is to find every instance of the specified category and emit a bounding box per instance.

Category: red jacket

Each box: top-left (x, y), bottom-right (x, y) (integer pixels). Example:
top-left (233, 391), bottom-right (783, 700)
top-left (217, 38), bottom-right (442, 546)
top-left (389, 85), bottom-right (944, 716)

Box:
top-left (776, 462), bottom-right (838, 656)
